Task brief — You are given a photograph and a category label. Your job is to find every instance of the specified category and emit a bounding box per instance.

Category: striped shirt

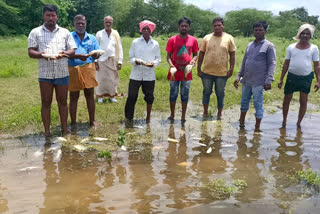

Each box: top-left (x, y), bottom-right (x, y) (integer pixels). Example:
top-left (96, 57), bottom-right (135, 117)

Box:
top-left (28, 24), bottom-right (77, 79)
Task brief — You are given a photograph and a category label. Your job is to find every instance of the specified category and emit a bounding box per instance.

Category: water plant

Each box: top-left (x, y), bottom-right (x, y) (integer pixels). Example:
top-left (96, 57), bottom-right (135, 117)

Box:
top-left (116, 129), bottom-right (126, 147)
top-left (97, 149), bottom-right (112, 160)
top-left (205, 178), bottom-right (247, 200)
top-left (296, 169), bottom-right (320, 188)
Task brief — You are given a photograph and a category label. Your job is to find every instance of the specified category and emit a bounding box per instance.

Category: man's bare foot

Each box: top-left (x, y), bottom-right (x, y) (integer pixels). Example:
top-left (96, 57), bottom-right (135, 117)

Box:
top-left (90, 121), bottom-right (100, 127)
top-left (44, 132), bottom-right (51, 137)
top-left (203, 111), bottom-right (208, 118)
top-left (146, 117), bottom-right (150, 124)
top-left (62, 129), bottom-right (70, 136)
top-left (217, 114), bottom-right (222, 120)
top-left (296, 123), bottom-right (301, 129)
top-left (168, 116), bottom-right (174, 121)
top-left (281, 121), bottom-right (286, 128)
top-left (239, 120), bottom-right (245, 128)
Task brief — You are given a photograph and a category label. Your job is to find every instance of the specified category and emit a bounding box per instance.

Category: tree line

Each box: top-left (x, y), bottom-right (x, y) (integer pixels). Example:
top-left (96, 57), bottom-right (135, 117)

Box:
top-left (1, 0), bottom-right (319, 39)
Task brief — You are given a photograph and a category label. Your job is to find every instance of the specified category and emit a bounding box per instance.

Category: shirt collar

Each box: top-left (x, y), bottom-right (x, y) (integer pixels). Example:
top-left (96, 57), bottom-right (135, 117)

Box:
top-left (254, 39), bottom-right (266, 45)
top-left (139, 35), bottom-right (153, 44)
top-left (42, 24), bottom-right (60, 32)
top-left (73, 31), bottom-right (89, 41)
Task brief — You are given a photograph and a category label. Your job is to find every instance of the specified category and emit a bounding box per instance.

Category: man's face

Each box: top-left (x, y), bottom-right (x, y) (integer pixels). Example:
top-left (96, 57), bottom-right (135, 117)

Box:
top-left (43, 11), bottom-right (58, 28)
top-left (213, 21), bottom-right (224, 34)
top-left (299, 29), bottom-right (311, 41)
top-left (74, 18), bottom-right (86, 34)
top-left (104, 17), bottom-right (113, 30)
top-left (142, 26), bottom-right (151, 39)
top-left (253, 26), bottom-right (266, 40)
top-left (178, 21), bottom-right (190, 35)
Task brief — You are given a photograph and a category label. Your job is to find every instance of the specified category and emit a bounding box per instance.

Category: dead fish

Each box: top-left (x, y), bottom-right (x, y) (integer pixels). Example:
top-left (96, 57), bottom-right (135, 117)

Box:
top-left (73, 145), bottom-right (87, 152)
top-left (80, 138), bottom-right (90, 144)
top-left (184, 64), bottom-right (193, 78)
top-left (48, 144), bottom-right (61, 152)
top-left (168, 138), bottom-right (179, 143)
top-left (56, 137), bottom-right (67, 142)
top-left (193, 142), bottom-right (206, 147)
top-left (170, 67), bottom-right (177, 80)
top-left (192, 137), bottom-right (204, 141)
top-left (133, 125), bottom-right (144, 129)
top-left (42, 53), bottom-right (68, 59)
top-left (120, 145), bottom-right (127, 151)
top-left (88, 49), bottom-right (105, 57)
top-left (222, 144), bottom-right (233, 148)
top-left (177, 162), bottom-right (191, 166)
top-left (87, 141), bottom-right (101, 145)
top-left (54, 149), bottom-right (62, 161)
top-left (152, 146), bottom-right (164, 150)
top-left (93, 137), bottom-right (108, 141)
top-left (18, 166), bottom-right (41, 171)
top-left (206, 147), bottom-right (212, 154)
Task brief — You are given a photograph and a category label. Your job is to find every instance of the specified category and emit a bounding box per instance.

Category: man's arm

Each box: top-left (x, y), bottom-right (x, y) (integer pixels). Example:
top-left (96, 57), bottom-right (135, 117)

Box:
top-left (28, 47), bottom-right (42, 59)
top-left (167, 52), bottom-right (175, 68)
top-left (197, 51), bottom-right (205, 77)
top-left (264, 45), bottom-right (277, 90)
top-left (313, 61), bottom-right (320, 91)
top-left (278, 59), bottom-right (290, 89)
top-left (227, 51), bottom-right (235, 78)
top-left (190, 52), bottom-right (197, 65)
top-left (234, 49), bottom-right (248, 89)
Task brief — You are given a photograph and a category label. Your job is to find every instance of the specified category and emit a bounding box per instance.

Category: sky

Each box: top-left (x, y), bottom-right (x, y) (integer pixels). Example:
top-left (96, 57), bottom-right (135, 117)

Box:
top-left (184, 0), bottom-right (320, 17)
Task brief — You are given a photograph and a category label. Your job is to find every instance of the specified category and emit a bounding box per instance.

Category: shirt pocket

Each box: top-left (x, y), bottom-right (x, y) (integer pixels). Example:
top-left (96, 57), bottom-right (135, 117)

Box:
top-left (254, 51), bottom-right (266, 61)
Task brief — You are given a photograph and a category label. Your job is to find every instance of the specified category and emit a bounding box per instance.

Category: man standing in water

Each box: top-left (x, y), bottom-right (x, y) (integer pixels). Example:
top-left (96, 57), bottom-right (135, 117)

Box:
top-left (278, 24), bottom-right (320, 128)
top-left (68, 14), bottom-right (100, 129)
top-left (166, 17), bottom-right (199, 122)
top-left (96, 16), bottom-right (123, 103)
top-left (28, 4), bottom-right (77, 136)
top-left (234, 21), bottom-right (276, 132)
top-left (197, 17), bottom-right (236, 119)
top-left (124, 20), bottom-right (161, 122)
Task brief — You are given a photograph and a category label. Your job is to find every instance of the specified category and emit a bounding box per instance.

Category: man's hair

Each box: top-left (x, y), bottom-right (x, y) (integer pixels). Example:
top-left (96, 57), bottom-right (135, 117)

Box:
top-left (43, 4), bottom-right (58, 15)
top-left (74, 14), bottom-right (86, 23)
top-left (253, 21), bottom-right (268, 30)
top-left (178, 17), bottom-right (191, 26)
top-left (212, 17), bottom-right (224, 25)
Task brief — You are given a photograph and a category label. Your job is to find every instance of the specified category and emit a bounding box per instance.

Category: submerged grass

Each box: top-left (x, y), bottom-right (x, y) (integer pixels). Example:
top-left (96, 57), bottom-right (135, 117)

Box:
top-left (1, 36), bottom-right (320, 135)
top-left (205, 178), bottom-right (247, 200)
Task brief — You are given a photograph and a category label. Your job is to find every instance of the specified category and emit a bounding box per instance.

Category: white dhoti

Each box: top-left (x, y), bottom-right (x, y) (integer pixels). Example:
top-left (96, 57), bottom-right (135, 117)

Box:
top-left (96, 57), bottom-right (119, 97)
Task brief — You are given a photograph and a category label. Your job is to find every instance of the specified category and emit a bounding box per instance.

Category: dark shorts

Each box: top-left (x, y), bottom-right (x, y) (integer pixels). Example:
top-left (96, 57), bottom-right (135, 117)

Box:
top-left (38, 76), bottom-right (70, 86)
top-left (284, 72), bottom-right (314, 95)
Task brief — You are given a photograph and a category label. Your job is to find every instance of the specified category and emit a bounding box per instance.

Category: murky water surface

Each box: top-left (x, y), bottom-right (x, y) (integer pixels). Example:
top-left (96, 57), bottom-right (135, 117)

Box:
top-left (1, 111), bottom-right (320, 213)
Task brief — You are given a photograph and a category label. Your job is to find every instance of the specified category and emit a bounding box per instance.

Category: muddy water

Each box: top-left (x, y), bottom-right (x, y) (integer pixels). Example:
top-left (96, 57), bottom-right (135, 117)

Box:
top-left (1, 111), bottom-right (320, 214)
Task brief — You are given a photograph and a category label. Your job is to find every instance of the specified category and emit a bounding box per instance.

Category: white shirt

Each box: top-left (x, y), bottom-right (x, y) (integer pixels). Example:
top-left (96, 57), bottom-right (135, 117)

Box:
top-left (28, 24), bottom-right (77, 79)
top-left (286, 43), bottom-right (319, 76)
top-left (96, 29), bottom-right (123, 64)
top-left (129, 36), bottom-right (161, 81)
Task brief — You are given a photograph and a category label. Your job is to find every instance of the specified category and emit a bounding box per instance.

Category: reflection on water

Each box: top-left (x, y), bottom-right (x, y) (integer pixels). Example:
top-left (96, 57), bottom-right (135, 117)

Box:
top-left (1, 112), bottom-right (320, 213)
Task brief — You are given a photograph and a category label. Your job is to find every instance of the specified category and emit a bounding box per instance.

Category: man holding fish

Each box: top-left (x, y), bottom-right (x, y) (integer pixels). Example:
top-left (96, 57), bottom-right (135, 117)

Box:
top-left (28, 4), bottom-right (77, 136)
top-left (166, 17), bottom-right (199, 122)
top-left (68, 14), bottom-right (102, 129)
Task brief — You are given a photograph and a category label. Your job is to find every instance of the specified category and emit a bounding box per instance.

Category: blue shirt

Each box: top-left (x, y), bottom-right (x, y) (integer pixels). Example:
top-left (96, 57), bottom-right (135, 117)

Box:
top-left (237, 39), bottom-right (276, 87)
top-left (68, 31), bottom-right (100, 67)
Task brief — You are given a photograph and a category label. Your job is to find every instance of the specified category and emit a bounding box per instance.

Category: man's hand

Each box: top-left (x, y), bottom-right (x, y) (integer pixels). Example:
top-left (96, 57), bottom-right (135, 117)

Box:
top-left (135, 59), bottom-right (141, 65)
top-left (234, 79), bottom-right (240, 89)
top-left (197, 67), bottom-right (202, 77)
top-left (56, 51), bottom-right (66, 59)
top-left (189, 59), bottom-right (196, 66)
top-left (117, 64), bottom-right (122, 70)
top-left (315, 81), bottom-right (320, 92)
top-left (226, 70), bottom-right (233, 78)
top-left (278, 80), bottom-right (283, 89)
top-left (264, 83), bottom-right (272, 90)
top-left (78, 54), bottom-right (88, 61)
top-left (95, 62), bottom-right (99, 71)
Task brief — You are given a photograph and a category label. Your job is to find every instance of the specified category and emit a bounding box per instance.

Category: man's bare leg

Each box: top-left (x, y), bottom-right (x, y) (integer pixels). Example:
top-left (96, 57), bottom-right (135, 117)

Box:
top-left (203, 104), bottom-right (209, 117)
top-left (181, 102), bottom-right (187, 121)
top-left (297, 92), bottom-right (308, 129)
top-left (55, 84), bottom-right (69, 135)
top-left (84, 88), bottom-right (97, 127)
top-left (39, 82), bottom-right (54, 137)
top-left (169, 102), bottom-right (176, 120)
top-left (217, 108), bottom-right (223, 120)
top-left (146, 104), bottom-right (152, 122)
top-left (69, 91), bottom-right (80, 126)
top-left (255, 118), bottom-right (262, 132)
top-left (239, 111), bottom-right (247, 127)
top-left (282, 93), bottom-right (293, 127)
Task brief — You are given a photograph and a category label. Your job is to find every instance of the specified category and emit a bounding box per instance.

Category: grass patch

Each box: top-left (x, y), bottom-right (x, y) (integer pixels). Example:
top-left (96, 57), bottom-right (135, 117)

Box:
top-left (205, 178), bottom-right (247, 200)
top-left (289, 169), bottom-right (320, 191)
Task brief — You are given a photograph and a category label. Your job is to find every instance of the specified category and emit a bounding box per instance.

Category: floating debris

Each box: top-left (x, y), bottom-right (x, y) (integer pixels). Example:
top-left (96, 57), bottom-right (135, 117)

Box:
top-left (206, 147), bottom-right (213, 154)
top-left (177, 162), bottom-right (191, 166)
top-left (73, 145), bottom-right (87, 152)
top-left (80, 138), bottom-right (90, 144)
top-left (86, 141), bottom-right (101, 145)
top-left (93, 137), bottom-right (108, 141)
top-left (133, 125), bottom-right (144, 129)
top-left (193, 142), bottom-right (206, 147)
top-left (192, 137), bottom-right (204, 141)
top-left (56, 137), bottom-right (67, 142)
top-left (18, 166), bottom-right (41, 171)
top-left (168, 138), bottom-right (179, 143)
top-left (33, 150), bottom-right (43, 158)
top-left (120, 145), bottom-right (127, 151)
top-left (152, 146), bottom-right (164, 150)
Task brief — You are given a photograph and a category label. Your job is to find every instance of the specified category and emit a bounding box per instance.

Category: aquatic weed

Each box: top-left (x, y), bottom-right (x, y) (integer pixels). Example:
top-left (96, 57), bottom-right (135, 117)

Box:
top-left (116, 129), bottom-right (126, 147)
top-left (205, 178), bottom-right (247, 200)
top-left (297, 169), bottom-right (320, 188)
top-left (97, 149), bottom-right (112, 160)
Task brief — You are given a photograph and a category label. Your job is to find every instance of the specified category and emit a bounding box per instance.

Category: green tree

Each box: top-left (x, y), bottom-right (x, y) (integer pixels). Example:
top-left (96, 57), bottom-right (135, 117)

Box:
top-left (224, 9), bottom-right (273, 37)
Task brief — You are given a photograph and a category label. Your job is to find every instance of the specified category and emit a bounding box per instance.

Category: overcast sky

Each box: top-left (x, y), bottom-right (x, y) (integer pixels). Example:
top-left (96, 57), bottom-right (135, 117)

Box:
top-left (184, 0), bottom-right (320, 17)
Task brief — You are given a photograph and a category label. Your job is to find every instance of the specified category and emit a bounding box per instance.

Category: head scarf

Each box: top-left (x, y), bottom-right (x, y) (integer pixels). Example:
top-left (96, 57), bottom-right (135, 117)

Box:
top-left (293, 23), bottom-right (315, 40)
top-left (139, 20), bottom-right (156, 34)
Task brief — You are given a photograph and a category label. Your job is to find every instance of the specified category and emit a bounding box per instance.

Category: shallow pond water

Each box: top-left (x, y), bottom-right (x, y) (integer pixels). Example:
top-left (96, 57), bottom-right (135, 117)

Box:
top-left (1, 110), bottom-right (320, 214)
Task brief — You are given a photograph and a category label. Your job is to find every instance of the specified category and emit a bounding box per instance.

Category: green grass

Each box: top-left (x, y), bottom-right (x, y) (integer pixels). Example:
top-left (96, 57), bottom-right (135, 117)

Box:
top-left (205, 178), bottom-right (247, 200)
top-left (1, 35), bottom-right (320, 135)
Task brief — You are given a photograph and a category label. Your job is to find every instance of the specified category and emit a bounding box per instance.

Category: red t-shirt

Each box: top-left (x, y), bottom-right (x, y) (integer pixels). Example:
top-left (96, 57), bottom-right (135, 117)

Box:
top-left (166, 35), bottom-right (199, 81)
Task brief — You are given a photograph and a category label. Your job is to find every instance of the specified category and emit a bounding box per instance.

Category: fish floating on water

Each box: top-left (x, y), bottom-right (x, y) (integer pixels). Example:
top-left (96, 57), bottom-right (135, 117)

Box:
top-left (120, 145), bottom-right (127, 151)
top-left (168, 138), bottom-right (179, 143)
top-left (56, 137), bottom-right (67, 142)
top-left (18, 166), bottom-right (41, 171)
top-left (93, 137), bottom-right (108, 141)
top-left (206, 147), bottom-right (212, 154)
top-left (73, 145), bottom-right (87, 152)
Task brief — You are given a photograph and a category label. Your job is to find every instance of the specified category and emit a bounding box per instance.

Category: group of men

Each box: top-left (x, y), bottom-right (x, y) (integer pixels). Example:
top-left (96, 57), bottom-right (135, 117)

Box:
top-left (28, 4), bottom-right (320, 136)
